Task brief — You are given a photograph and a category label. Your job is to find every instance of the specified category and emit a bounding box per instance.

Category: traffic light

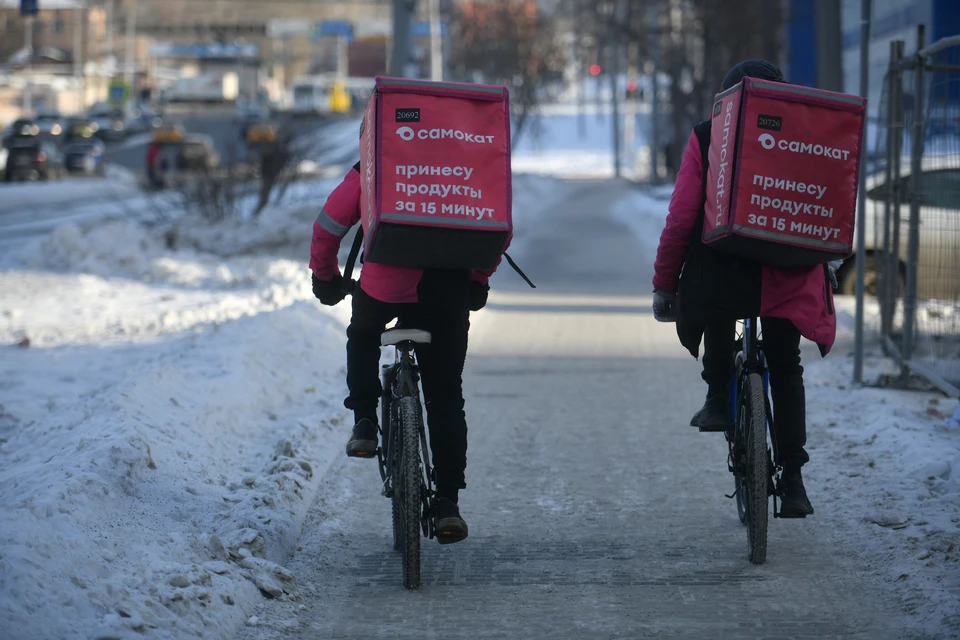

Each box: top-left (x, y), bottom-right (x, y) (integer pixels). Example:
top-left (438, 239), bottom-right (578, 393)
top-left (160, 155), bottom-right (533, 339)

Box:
top-left (589, 64), bottom-right (602, 77)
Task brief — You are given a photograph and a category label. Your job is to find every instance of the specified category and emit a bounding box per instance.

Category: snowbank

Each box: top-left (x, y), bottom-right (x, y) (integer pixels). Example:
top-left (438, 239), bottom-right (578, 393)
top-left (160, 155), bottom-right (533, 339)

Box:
top-left (510, 109), bottom-right (653, 180)
top-left (0, 302), bottom-right (349, 640)
top-left (808, 303), bottom-right (960, 635)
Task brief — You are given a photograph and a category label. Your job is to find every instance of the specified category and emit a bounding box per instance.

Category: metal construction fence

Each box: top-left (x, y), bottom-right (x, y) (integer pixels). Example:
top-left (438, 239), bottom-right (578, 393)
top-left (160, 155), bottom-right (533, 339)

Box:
top-left (867, 26), bottom-right (960, 397)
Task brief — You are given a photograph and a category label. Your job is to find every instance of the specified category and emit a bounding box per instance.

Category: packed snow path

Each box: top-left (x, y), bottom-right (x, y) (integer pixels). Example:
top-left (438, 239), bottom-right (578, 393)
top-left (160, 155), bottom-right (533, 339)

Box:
top-left (238, 180), bottom-right (903, 639)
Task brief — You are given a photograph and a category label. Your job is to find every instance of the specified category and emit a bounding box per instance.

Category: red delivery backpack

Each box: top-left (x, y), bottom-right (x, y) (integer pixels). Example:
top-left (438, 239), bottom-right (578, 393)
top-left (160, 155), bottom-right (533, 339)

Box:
top-left (703, 77), bottom-right (867, 267)
top-left (357, 76), bottom-right (513, 271)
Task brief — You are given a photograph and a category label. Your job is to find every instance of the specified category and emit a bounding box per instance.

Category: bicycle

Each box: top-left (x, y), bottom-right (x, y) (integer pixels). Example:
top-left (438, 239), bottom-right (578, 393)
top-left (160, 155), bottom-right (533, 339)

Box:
top-left (375, 326), bottom-right (437, 590)
top-left (722, 317), bottom-right (790, 565)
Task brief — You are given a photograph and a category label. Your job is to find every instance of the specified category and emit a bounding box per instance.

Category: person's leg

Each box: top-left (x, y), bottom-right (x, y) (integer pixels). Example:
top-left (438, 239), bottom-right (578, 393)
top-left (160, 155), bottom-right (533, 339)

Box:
top-left (344, 288), bottom-right (397, 457)
top-left (407, 270), bottom-right (471, 502)
top-left (695, 318), bottom-right (737, 430)
top-left (403, 270), bottom-right (471, 542)
top-left (761, 316), bottom-right (814, 516)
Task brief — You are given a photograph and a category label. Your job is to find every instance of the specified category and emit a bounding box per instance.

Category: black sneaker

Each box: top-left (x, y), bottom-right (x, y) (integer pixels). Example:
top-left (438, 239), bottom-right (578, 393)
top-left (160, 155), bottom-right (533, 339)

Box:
top-left (778, 471), bottom-right (815, 518)
top-left (696, 391), bottom-right (732, 432)
top-left (345, 418), bottom-right (379, 459)
top-left (434, 497), bottom-right (468, 545)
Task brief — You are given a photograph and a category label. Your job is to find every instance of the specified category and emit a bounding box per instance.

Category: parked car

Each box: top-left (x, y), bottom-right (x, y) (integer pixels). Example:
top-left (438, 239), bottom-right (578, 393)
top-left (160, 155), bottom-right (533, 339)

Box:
top-left (63, 117), bottom-right (101, 144)
top-left (840, 155), bottom-right (960, 301)
top-left (63, 137), bottom-right (107, 177)
top-left (177, 134), bottom-right (220, 171)
top-left (3, 119), bottom-right (41, 148)
top-left (4, 140), bottom-right (65, 182)
top-left (87, 103), bottom-right (127, 142)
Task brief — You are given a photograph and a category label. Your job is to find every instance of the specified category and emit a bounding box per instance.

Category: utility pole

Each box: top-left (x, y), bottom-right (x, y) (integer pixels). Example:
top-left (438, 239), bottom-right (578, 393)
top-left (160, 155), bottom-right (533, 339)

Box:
top-left (649, 1), bottom-right (661, 185)
top-left (390, 0), bottom-right (413, 78)
top-left (105, 0), bottom-right (114, 64)
top-left (125, 0), bottom-right (137, 89)
top-left (24, 15), bottom-right (34, 114)
top-left (75, 1), bottom-right (84, 109)
top-left (609, 0), bottom-right (622, 178)
top-left (853, 0), bottom-right (872, 384)
top-left (815, 0), bottom-right (843, 91)
top-left (429, 0), bottom-right (442, 80)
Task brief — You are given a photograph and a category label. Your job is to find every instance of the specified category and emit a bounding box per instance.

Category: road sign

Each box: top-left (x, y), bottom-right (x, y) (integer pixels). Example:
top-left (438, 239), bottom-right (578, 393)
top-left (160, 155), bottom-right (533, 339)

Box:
top-left (312, 21), bottom-right (354, 43)
top-left (20, 0), bottom-right (38, 17)
top-left (108, 80), bottom-right (129, 107)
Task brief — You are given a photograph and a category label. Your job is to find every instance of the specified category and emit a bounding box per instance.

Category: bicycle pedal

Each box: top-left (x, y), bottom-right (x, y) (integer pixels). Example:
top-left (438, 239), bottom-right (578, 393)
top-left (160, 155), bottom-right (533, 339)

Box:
top-left (346, 449), bottom-right (378, 459)
top-left (698, 425), bottom-right (730, 433)
top-left (436, 530), bottom-right (468, 545)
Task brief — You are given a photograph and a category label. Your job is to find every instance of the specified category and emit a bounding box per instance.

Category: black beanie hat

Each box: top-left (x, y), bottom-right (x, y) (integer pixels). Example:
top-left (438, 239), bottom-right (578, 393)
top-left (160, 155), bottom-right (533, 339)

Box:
top-left (721, 59), bottom-right (784, 91)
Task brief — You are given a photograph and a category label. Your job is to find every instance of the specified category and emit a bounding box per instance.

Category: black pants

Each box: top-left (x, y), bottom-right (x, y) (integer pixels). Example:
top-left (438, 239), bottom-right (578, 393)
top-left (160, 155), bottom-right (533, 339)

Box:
top-left (702, 317), bottom-right (809, 469)
top-left (345, 270), bottom-right (471, 494)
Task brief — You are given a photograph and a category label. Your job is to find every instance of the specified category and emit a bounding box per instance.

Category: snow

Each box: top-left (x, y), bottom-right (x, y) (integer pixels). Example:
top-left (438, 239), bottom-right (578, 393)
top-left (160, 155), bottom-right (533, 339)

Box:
top-left (0, 169), bottom-right (558, 639)
top-left (510, 107), bottom-right (653, 180)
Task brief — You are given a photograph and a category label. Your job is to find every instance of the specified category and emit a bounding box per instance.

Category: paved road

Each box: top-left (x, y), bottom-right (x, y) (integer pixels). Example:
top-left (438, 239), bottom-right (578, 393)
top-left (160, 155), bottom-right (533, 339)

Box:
top-left (236, 180), bottom-right (910, 640)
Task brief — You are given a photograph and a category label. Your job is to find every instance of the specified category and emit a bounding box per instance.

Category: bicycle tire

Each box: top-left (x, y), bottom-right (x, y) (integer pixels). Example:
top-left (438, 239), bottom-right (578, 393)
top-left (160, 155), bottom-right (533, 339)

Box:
top-left (743, 373), bottom-right (769, 565)
top-left (389, 418), bottom-right (402, 553)
top-left (398, 396), bottom-right (423, 589)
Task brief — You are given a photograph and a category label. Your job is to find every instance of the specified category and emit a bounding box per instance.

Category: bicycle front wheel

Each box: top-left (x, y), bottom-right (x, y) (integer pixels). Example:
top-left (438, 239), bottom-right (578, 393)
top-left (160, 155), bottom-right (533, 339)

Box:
top-left (397, 397), bottom-right (423, 589)
top-left (741, 373), bottom-right (769, 565)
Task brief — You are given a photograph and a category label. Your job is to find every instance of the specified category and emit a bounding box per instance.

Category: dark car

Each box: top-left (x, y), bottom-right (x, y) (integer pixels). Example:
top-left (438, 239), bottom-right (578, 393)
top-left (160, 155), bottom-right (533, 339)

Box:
top-left (63, 117), bottom-right (102, 144)
top-left (87, 103), bottom-right (127, 142)
top-left (4, 141), bottom-right (65, 181)
top-left (63, 137), bottom-right (107, 177)
top-left (3, 119), bottom-right (41, 148)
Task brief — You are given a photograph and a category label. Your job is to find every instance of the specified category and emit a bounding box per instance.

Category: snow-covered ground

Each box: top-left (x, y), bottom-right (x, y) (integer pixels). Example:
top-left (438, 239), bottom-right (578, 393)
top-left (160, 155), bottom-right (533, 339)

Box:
top-left (0, 170), bottom-right (574, 639)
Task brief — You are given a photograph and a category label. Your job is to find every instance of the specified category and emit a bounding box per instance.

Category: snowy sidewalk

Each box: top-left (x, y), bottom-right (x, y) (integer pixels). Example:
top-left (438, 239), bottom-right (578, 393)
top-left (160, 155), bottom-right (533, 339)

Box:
top-left (234, 179), bottom-right (958, 640)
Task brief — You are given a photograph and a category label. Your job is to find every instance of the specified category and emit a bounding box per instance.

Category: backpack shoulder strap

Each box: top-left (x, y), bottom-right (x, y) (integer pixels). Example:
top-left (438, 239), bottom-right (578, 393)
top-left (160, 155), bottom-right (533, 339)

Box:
top-left (692, 120), bottom-right (711, 195)
top-left (342, 161), bottom-right (365, 294)
top-left (503, 252), bottom-right (535, 288)
top-left (341, 226), bottom-right (363, 294)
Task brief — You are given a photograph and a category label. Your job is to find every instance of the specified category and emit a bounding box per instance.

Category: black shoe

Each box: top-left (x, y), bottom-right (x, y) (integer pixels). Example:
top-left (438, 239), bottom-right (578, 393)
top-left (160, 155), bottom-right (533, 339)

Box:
top-left (434, 497), bottom-right (468, 545)
top-left (778, 471), bottom-right (815, 518)
top-left (345, 418), bottom-right (379, 459)
top-left (696, 391), bottom-right (732, 432)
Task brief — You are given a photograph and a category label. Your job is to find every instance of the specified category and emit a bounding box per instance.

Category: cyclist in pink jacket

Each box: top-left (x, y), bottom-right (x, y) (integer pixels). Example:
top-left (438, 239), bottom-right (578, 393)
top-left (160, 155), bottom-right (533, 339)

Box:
top-left (652, 60), bottom-right (841, 518)
top-left (309, 161), bottom-right (498, 543)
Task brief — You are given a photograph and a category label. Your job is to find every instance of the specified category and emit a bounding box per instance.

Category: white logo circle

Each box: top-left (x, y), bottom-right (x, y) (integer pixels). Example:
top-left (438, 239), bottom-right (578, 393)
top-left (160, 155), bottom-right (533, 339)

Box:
top-left (758, 133), bottom-right (776, 150)
top-left (396, 126), bottom-right (415, 141)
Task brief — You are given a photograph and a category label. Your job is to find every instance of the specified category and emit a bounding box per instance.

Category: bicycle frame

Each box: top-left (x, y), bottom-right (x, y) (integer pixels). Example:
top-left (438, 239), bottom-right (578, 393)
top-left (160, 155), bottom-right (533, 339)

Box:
top-left (376, 341), bottom-right (436, 539)
top-left (727, 318), bottom-right (785, 517)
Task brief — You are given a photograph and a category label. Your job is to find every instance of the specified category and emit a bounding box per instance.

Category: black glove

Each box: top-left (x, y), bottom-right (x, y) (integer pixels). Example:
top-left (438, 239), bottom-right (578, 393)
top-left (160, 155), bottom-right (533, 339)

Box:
top-left (652, 290), bottom-right (678, 322)
top-left (827, 259), bottom-right (843, 291)
top-left (312, 272), bottom-right (346, 306)
top-left (469, 281), bottom-right (490, 311)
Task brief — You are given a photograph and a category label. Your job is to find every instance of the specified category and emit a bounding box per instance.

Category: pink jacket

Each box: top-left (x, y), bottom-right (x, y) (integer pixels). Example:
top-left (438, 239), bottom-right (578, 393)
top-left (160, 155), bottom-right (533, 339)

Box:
top-left (653, 130), bottom-right (837, 354)
top-left (310, 166), bottom-right (496, 304)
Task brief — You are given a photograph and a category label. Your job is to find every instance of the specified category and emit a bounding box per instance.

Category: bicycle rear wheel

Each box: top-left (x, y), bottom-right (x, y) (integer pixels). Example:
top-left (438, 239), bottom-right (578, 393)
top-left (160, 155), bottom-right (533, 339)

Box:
top-left (397, 396), bottom-right (423, 589)
top-left (741, 373), bottom-right (769, 564)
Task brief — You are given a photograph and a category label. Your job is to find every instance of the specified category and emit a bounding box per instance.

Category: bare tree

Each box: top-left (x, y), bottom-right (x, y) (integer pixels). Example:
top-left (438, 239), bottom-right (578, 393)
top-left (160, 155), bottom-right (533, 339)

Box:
top-left (448, 0), bottom-right (566, 147)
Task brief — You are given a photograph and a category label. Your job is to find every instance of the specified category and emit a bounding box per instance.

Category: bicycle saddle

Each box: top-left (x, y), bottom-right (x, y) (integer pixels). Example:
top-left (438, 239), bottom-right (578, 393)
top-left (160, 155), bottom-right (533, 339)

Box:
top-left (381, 328), bottom-right (432, 346)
